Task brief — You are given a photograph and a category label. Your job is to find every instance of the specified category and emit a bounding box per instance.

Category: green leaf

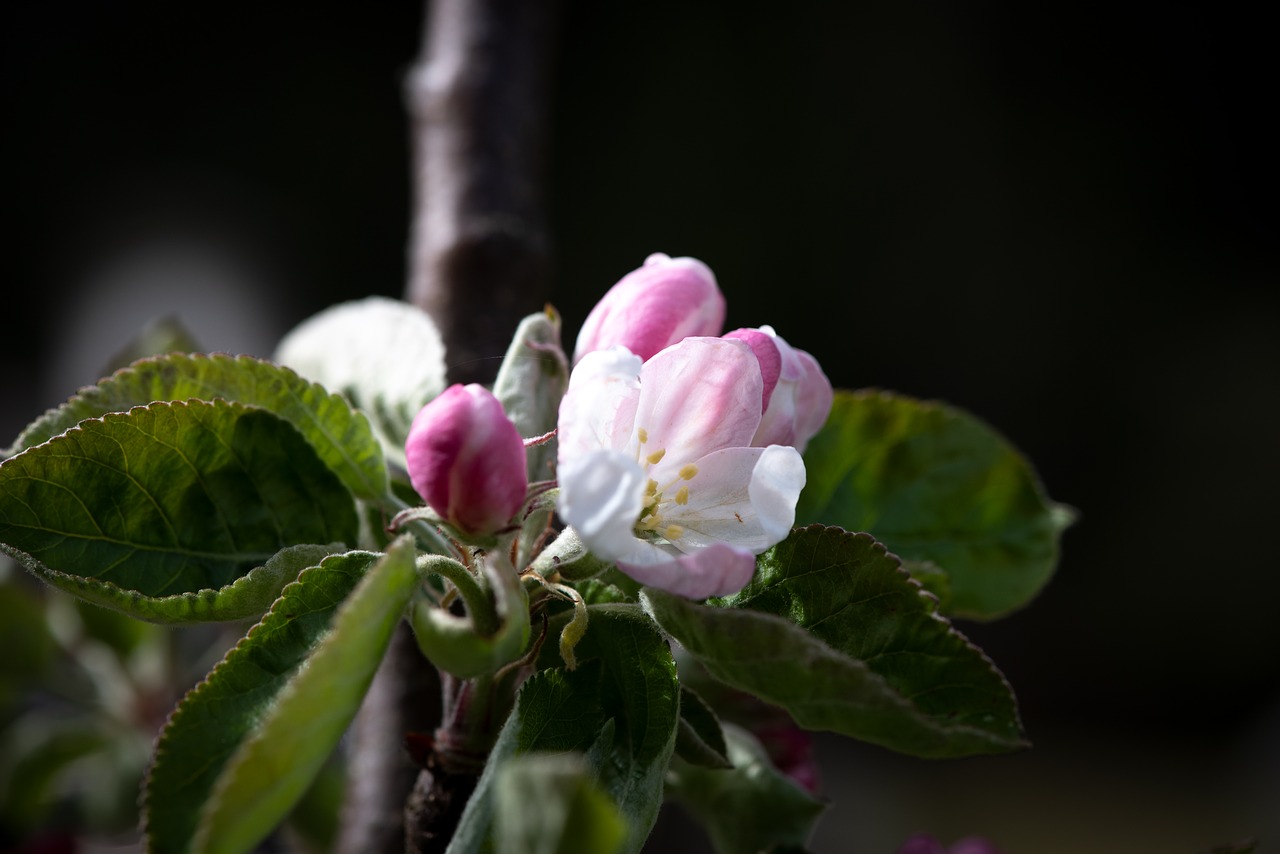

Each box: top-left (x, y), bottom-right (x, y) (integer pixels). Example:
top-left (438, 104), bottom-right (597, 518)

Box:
top-left (192, 537), bottom-right (419, 854)
top-left (103, 315), bottom-right (202, 373)
top-left (674, 686), bottom-right (732, 770)
top-left (900, 559), bottom-right (951, 611)
top-left (0, 400), bottom-right (359, 603)
top-left (644, 528), bottom-right (1027, 758)
top-left (40, 543), bottom-right (339, 624)
top-left (409, 554), bottom-right (531, 679)
top-left (142, 547), bottom-right (382, 853)
top-left (796, 390), bottom-right (1072, 619)
top-left (493, 308), bottom-right (569, 484)
top-left (495, 753), bottom-right (627, 854)
top-left (7, 352), bottom-right (387, 502)
top-left (450, 605), bottom-right (680, 854)
top-left (666, 724), bottom-right (825, 854)
top-left (273, 296), bottom-right (447, 470)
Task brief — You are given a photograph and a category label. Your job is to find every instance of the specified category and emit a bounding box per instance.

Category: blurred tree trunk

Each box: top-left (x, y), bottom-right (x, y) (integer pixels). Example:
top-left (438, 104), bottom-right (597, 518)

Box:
top-left (337, 1), bottom-right (559, 851)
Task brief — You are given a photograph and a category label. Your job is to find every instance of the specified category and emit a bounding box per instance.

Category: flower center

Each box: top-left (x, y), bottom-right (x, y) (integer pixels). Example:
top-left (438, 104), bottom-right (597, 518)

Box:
top-left (633, 427), bottom-right (699, 544)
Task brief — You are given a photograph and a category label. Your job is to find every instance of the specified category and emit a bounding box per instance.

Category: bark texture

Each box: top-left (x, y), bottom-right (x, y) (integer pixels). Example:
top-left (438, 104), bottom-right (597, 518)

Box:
top-left (339, 1), bottom-right (559, 850)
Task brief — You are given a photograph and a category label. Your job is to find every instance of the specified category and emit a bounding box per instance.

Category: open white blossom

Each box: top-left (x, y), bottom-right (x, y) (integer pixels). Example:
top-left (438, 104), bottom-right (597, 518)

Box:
top-left (557, 338), bottom-right (805, 598)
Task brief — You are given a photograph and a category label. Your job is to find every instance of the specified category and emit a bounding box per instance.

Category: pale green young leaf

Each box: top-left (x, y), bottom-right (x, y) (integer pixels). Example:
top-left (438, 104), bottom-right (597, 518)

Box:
top-left (6, 352), bottom-right (387, 501)
top-left (797, 390), bottom-right (1072, 619)
top-left (192, 537), bottom-right (419, 854)
top-left (493, 308), bottom-right (569, 484)
top-left (142, 549), bottom-right (381, 853)
top-left (0, 401), bottom-right (359, 602)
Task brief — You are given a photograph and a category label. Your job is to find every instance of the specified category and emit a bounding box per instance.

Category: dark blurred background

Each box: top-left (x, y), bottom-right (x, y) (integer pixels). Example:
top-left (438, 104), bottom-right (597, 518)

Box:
top-left (3, 2), bottom-right (1276, 851)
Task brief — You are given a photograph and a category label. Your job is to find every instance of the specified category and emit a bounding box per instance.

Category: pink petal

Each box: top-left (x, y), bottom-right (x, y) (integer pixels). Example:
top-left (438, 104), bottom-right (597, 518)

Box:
top-left (633, 338), bottom-right (763, 483)
top-left (723, 328), bottom-right (783, 414)
top-left (619, 542), bottom-right (757, 598)
top-left (573, 253), bottom-right (726, 364)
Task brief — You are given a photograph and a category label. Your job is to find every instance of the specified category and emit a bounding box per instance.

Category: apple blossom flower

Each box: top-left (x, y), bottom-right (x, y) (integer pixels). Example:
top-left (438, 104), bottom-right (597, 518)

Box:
top-left (573, 253), bottom-right (726, 364)
top-left (405, 384), bottom-right (528, 537)
top-left (724, 325), bottom-right (833, 452)
top-left (556, 337), bottom-right (805, 598)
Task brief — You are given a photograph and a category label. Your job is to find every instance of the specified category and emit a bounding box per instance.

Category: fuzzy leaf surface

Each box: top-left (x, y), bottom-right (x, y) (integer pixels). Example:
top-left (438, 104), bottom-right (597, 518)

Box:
top-left (273, 296), bottom-right (447, 470)
top-left (797, 390), bottom-right (1072, 619)
top-left (449, 605), bottom-right (679, 854)
top-left (142, 548), bottom-right (382, 853)
top-left (193, 537), bottom-right (418, 854)
top-left (644, 527), bottom-right (1026, 758)
top-left (6, 352), bottom-right (387, 501)
top-left (0, 400), bottom-right (358, 601)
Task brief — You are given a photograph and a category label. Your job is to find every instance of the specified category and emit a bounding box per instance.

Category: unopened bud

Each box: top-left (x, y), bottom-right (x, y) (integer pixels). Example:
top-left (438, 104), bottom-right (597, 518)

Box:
top-left (727, 326), bottom-right (833, 453)
top-left (573, 252), bottom-right (726, 364)
top-left (405, 384), bottom-right (528, 536)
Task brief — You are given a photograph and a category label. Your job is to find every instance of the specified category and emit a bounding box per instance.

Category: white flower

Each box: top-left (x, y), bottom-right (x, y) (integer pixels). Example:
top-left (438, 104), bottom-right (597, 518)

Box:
top-left (556, 338), bottom-right (805, 598)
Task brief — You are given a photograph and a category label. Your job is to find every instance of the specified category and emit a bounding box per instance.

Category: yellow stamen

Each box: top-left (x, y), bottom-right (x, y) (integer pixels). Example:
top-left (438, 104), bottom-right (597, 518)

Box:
top-left (675, 486), bottom-right (690, 505)
top-left (646, 479), bottom-right (659, 495)
top-left (646, 448), bottom-right (666, 465)
top-left (638, 428), bottom-right (649, 443)
top-left (664, 524), bottom-right (684, 541)
top-left (678, 464), bottom-right (699, 481)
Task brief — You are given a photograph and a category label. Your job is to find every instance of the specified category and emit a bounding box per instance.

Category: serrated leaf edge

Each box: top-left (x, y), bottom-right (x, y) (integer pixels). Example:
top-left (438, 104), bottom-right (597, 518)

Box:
top-left (6, 352), bottom-right (387, 501)
top-left (139, 547), bottom-right (382, 851)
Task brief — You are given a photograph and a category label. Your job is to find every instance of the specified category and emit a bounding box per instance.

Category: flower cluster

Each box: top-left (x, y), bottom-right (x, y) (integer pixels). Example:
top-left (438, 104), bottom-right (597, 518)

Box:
top-left (402, 252), bottom-right (832, 599)
top-left (556, 253), bottom-right (832, 598)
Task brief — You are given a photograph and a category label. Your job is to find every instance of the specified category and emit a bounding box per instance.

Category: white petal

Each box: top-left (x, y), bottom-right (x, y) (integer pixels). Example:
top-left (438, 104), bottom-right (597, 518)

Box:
top-left (557, 347), bottom-right (642, 464)
top-left (749, 445), bottom-right (806, 544)
top-left (668, 447), bottom-right (771, 552)
top-left (619, 542), bottom-right (757, 598)
top-left (557, 449), bottom-right (647, 562)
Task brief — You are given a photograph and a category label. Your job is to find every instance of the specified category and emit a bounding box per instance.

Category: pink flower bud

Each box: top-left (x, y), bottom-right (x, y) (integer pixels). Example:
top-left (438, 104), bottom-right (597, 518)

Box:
top-left (573, 253), bottom-right (726, 364)
top-left (405, 384), bottom-right (528, 536)
top-left (727, 326), bottom-right (833, 453)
